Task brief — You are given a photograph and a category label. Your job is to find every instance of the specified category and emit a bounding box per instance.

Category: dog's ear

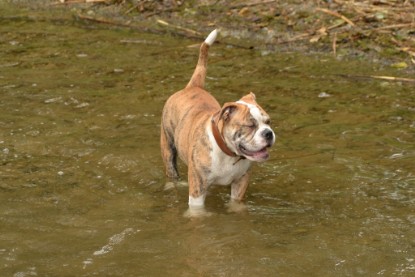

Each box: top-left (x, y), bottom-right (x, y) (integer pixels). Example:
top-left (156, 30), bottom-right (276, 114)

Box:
top-left (220, 102), bottom-right (238, 122)
top-left (240, 92), bottom-right (256, 104)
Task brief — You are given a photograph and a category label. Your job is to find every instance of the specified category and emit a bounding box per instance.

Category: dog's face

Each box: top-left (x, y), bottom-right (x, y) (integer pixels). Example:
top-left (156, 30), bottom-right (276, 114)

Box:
top-left (220, 93), bottom-right (275, 162)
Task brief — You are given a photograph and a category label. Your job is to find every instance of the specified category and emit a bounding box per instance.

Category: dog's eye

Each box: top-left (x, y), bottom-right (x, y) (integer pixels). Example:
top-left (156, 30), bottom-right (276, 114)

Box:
top-left (265, 119), bottom-right (271, 125)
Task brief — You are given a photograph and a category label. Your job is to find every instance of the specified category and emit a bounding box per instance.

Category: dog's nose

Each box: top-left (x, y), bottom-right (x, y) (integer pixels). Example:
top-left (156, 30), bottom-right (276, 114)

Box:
top-left (262, 129), bottom-right (274, 143)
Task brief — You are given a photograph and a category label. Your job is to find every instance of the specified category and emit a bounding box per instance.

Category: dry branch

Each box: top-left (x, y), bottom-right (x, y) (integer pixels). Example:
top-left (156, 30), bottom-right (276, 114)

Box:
top-left (230, 0), bottom-right (277, 9)
top-left (56, 0), bottom-right (108, 4)
top-left (316, 8), bottom-right (356, 27)
top-left (373, 23), bottom-right (415, 31)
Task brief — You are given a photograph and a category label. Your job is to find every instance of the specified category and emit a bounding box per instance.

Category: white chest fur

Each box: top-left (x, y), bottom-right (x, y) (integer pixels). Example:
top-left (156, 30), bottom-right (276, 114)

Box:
top-left (207, 126), bottom-right (252, 186)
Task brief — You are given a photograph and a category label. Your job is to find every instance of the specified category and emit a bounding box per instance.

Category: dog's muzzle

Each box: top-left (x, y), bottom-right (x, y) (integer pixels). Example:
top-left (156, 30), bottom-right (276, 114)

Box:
top-left (261, 128), bottom-right (275, 147)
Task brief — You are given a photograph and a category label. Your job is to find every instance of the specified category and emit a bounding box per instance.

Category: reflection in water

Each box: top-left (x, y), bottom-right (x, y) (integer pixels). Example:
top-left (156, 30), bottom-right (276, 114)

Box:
top-left (1, 4), bottom-right (414, 276)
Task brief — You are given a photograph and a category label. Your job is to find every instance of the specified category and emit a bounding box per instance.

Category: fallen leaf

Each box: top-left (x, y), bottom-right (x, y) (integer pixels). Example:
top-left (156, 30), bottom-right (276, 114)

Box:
top-left (390, 62), bottom-right (408, 69)
top-left (310, 35), bottom-right (321, 43)
top-left (239, 7), bottom-right (250, 17)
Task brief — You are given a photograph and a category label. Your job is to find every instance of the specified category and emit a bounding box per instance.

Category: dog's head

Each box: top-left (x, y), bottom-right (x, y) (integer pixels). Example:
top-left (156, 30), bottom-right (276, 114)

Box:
top-left (219, 92), bottom-right (275, 162)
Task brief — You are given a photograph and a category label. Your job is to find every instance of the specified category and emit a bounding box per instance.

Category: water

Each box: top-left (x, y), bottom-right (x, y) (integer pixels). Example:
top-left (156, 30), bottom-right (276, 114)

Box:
top-left (1, 4), bottom-right (414, 276)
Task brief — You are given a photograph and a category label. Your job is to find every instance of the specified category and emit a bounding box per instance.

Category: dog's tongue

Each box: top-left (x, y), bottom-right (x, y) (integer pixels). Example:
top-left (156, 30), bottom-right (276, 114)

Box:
top-left (251, 148), bottom-right (269, 160)
top-left (241, 147), bottom-right (268, 161)
top-left (239, 144), bottom-right (270, 161)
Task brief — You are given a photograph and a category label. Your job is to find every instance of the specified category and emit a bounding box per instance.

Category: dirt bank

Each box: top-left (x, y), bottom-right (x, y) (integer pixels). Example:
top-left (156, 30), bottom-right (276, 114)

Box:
top-left (5, 0), bottom-right (415, 71)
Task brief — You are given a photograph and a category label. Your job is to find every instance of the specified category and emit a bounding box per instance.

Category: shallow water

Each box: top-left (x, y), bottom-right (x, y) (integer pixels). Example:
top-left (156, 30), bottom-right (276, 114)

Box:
top-left (1, 5), bottom-right (414, 277)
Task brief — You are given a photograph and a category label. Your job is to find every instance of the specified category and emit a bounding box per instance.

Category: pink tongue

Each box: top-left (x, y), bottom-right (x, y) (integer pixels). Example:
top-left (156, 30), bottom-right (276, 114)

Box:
top-left (252, 148), bottom-right (268, 159)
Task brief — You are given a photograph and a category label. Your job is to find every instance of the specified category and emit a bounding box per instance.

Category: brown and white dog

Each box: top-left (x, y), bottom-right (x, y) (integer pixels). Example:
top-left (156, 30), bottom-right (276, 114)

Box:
top-left (160, 29), bottom-right (275, 209)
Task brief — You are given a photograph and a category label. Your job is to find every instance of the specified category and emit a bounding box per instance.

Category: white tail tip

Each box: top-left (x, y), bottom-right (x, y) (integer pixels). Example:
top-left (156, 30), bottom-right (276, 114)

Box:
top-left (204, 29), bottom-right (218, 46)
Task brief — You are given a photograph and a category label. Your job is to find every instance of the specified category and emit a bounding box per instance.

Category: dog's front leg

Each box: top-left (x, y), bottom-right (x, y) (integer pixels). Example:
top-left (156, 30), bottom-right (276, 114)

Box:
top-left (230, 171), bottom-right (251, 202)
top-left (187, 165), bottom-right (208, 207)
top-left (226, 172), bottom-right (251, 213)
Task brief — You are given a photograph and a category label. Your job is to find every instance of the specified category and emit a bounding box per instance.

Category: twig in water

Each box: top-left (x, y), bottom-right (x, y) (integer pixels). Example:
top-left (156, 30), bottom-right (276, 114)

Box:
top-left (74, 13), bottom-right (164, 35)
top-left (157, 19), bottom-right (202, 36)
top-left (338, 74), bottom-right (415, 83)
top-left (370, 75), bottom-right (415, 83)
top-left (276, 33), bottom-right (311, 44)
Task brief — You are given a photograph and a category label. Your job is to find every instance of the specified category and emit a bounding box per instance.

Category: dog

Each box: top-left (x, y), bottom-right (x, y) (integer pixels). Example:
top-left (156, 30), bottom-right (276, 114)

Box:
top-left (160, 29), bottom-right (275, 209)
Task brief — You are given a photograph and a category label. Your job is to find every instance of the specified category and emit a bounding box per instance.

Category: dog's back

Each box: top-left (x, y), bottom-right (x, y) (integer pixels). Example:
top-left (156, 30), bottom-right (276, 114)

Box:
top-left (161, 30), bottom-right (219, 171)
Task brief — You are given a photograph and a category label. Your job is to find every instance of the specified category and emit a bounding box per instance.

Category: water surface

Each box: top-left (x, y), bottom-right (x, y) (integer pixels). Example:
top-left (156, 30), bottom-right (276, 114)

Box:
top-left (1, 5), bottom-right (414, 276)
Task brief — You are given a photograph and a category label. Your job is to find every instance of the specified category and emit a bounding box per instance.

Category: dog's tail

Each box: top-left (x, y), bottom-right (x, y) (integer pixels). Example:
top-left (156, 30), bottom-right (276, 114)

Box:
top-left (186, 29), bottom-right (218, 89)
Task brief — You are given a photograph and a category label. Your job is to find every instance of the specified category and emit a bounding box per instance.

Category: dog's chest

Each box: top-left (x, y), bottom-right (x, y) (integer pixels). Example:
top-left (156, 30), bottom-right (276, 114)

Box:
top-left (208, 155), bottom-right (251, 185)
top-left (206, 124), bottom-right (252, 186)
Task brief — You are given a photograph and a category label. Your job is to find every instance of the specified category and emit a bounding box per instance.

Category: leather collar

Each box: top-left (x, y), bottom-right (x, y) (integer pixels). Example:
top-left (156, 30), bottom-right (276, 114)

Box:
top-left (211, 112), bottom-right (238, 158)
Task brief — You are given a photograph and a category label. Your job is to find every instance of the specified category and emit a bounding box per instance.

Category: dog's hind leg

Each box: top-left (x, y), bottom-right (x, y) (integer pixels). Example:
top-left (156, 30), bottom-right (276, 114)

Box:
top-left (160, 126), bottom-right (179, 180)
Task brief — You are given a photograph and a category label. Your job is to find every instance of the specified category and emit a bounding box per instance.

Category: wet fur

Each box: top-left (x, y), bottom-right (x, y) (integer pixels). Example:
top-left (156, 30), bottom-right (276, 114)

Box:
top-left (161, 86), bottom-right (220, 198)
top-left (160, 30), bottom-right (274, 207)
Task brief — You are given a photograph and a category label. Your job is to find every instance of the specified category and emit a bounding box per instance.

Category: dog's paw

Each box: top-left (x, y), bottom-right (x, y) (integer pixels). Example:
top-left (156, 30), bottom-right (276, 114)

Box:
top-left (183, 206), bottom-right (213, 218)
top-left (163, 180), bottom-right (189, 191)
top-left (177, 181), bottom-right (189, 187)
top-left (163, 181), bottom-right (175, 191)
top-left (226, 200), bottom-right (248, 213)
